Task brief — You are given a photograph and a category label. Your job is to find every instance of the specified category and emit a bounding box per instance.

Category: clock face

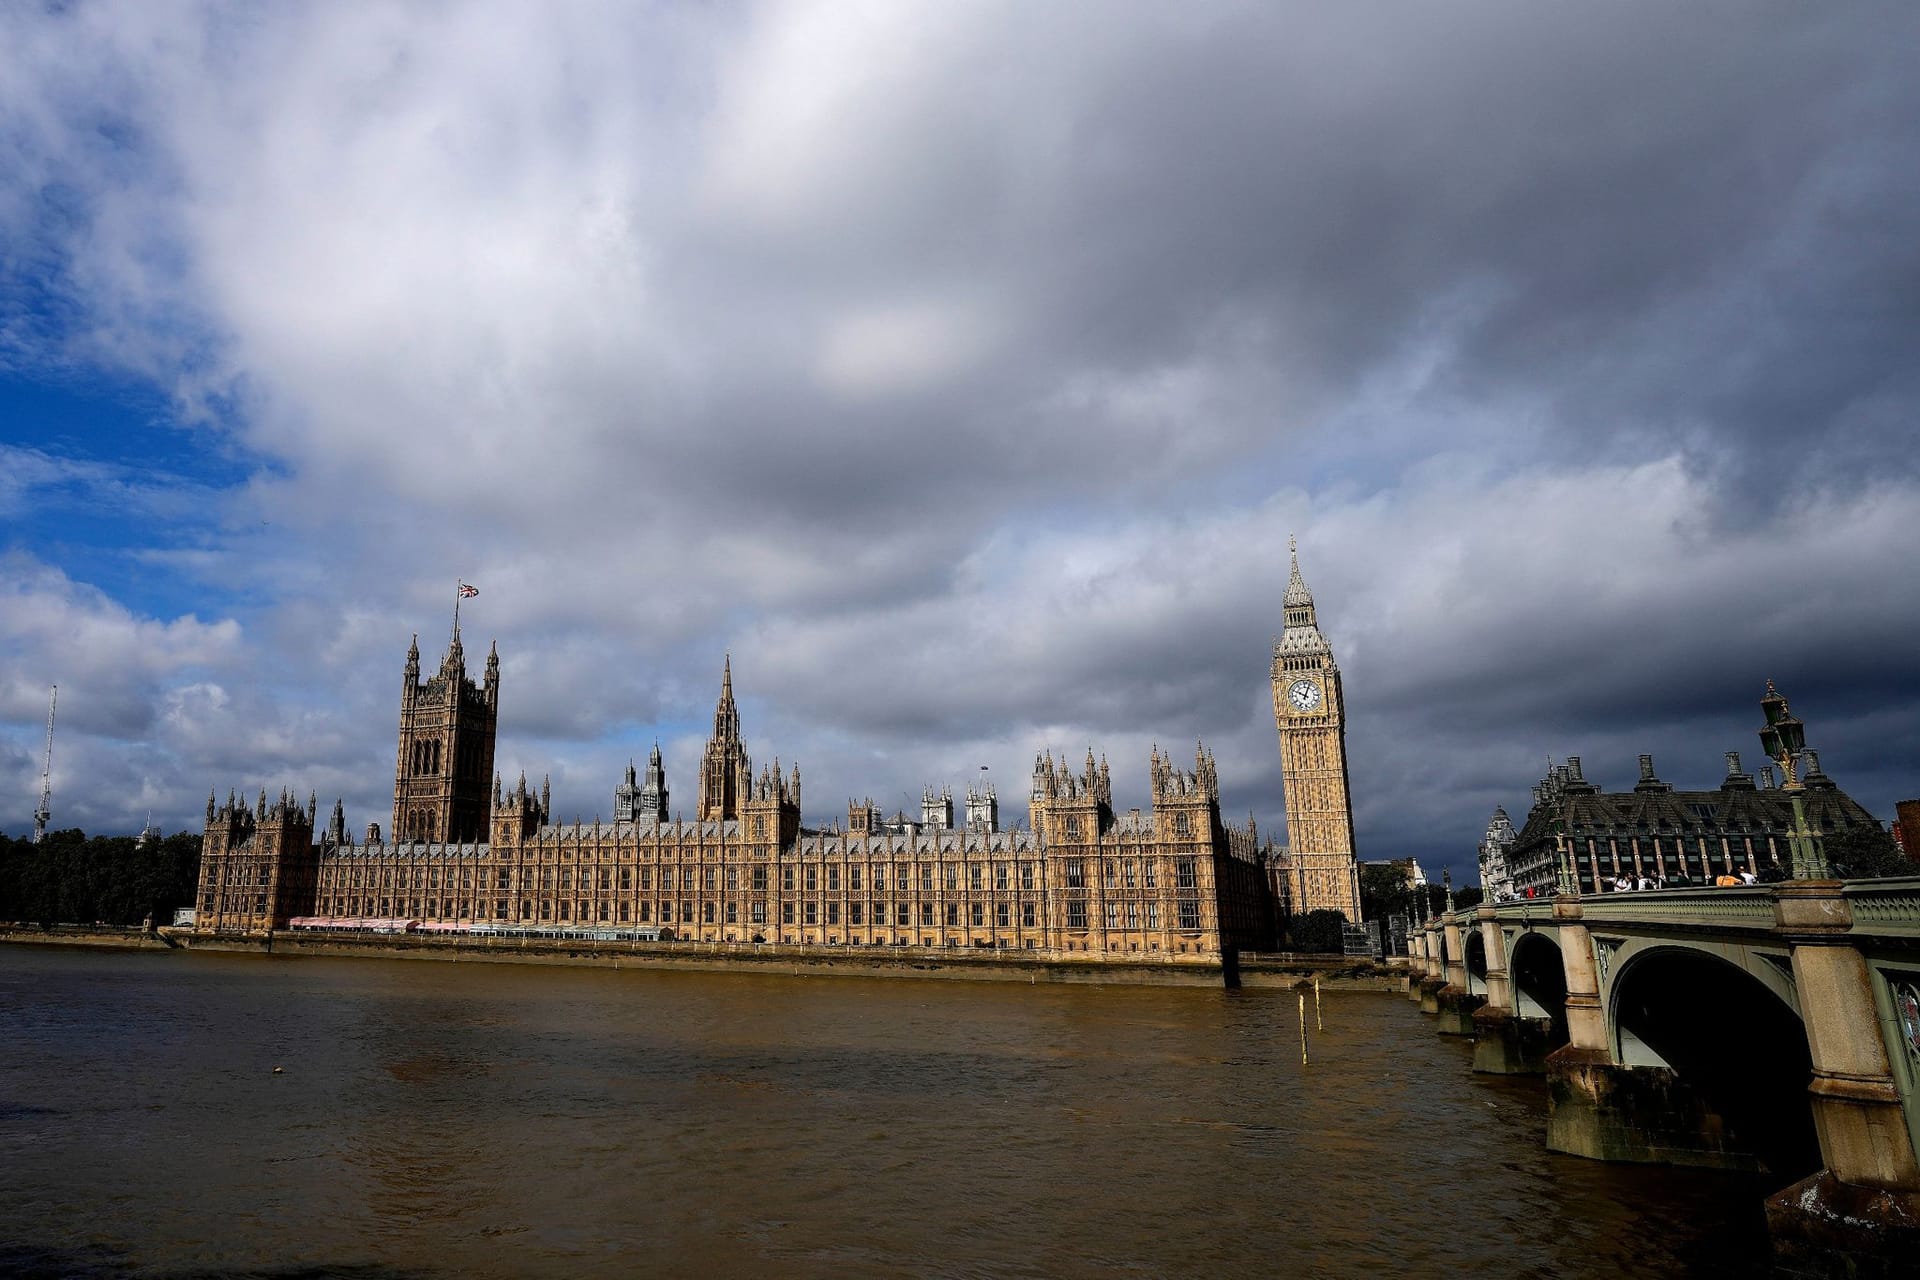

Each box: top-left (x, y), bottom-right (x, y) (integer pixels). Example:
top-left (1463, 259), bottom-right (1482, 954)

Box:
top-left (1287, 678), bottom-right (1322, 712)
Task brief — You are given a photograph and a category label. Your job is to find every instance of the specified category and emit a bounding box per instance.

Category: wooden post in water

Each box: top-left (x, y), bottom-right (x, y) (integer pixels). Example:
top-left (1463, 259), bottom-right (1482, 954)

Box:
top-left (1314, 978), bottom-right (1323, 1031)
top-left (1298, 992), bottom-right (1309, 1066)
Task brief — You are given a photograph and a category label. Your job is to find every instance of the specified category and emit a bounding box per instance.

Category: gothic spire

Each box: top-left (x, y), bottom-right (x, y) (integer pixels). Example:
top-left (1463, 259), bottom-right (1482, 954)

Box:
top-left (713, 654), bottom-right (740, 740)
top-left (1283, 533), bottom-right (1314, 611)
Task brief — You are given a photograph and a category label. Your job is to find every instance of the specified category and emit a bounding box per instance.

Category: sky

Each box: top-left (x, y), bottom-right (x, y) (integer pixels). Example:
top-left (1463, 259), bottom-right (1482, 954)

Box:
top-left (2, 1), bottom-right (1917, 881)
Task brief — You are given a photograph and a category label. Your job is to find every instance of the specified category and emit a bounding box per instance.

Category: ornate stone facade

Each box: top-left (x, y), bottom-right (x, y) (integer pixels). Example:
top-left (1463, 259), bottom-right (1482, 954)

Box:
top-left (1478, 807), bottom-right (1517, 901)
top-left (195, 631), bottom-right (1280, 960)
top-left (1271, 543), bottom-right (1362, 921)
top-left (1505, 748), bottom-right (1879, 896)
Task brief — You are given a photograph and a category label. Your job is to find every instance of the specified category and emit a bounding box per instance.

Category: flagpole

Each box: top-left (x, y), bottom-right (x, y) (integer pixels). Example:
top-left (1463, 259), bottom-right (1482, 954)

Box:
top-left (453, 580), bottom-right (462, 641)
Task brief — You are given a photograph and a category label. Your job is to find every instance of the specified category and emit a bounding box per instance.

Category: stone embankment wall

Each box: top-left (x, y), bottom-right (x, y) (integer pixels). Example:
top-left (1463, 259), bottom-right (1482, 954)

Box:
top-left (5, 923), bottom-right (1400, 991)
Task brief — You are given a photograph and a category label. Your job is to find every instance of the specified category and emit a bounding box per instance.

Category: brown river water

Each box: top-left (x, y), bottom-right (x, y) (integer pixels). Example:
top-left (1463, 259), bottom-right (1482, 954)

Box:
top-left (1, 946), bottom-right (1775, 1278)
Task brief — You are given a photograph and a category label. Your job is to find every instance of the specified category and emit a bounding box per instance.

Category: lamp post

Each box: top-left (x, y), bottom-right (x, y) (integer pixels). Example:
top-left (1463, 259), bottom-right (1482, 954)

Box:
top-left (1553, 819), bottom-right (1578, 897)
top-left (1758, 680), bottom-right (1827, 880)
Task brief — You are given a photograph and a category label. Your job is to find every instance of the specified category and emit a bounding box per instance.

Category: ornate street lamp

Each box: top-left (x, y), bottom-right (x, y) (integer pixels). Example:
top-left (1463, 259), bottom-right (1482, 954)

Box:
top-left (1759, 679), bottom-right (1827, 879)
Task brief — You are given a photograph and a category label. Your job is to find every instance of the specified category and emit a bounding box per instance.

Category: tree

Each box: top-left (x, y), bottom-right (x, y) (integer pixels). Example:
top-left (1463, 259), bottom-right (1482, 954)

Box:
top-left (1287, 909), bottom-right (1349, 954)
top-left (1358, 862), bottom-right (1415, 922)
top-left (1824, 825), bottom-right (1911, 880)
top-left (0, 829), bottom-right (202, 926)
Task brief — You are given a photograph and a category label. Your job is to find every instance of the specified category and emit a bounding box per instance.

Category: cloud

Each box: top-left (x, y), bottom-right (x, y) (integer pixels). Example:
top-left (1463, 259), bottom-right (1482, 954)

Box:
top-left (2, 1), bottom-right (1917, 876)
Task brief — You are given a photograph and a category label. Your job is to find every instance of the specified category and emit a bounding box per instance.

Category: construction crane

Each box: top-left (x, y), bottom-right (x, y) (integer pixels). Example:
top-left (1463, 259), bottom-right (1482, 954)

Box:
top-left (32, 684), bottom-right (56, 843)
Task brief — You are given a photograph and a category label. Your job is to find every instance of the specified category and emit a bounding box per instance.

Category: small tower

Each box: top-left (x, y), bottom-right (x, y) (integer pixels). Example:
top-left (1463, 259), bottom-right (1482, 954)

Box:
top-left (616, 744), bottom-right (670, 824)
top-left (922, 785), bottom-right (954, 830)
top-left (965, 781), bottom-right (999, 832)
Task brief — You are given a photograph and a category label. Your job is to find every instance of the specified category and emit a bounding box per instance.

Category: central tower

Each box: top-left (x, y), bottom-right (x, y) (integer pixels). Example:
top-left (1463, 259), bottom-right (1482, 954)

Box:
top-left (393, 627), bottom-right (498, 844)
top-left (1271, 540), bottom-right (1361, 921)
top-left (698, 656), bottom-right (751, 821)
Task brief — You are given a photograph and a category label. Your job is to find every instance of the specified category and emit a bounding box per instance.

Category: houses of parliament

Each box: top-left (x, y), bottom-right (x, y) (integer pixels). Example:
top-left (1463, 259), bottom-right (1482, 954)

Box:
top-left (192, 550), bottom-right (1363, 959)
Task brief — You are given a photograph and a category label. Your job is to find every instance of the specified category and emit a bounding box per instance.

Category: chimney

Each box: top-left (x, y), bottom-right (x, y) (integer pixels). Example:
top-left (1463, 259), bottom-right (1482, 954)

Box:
top-left (1725, 751), bottom-right (1742, 776)
top-left (1638, 754), bottom-right (1656, 782)
top-left (1567, 756), bottom-right (1584, 781)
top-left (1760, 766), bottom-right (1777, 788)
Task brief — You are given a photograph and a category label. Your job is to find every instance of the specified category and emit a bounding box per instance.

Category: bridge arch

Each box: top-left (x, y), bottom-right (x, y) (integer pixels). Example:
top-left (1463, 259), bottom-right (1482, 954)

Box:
top-left (1507, 929), bottom-right (1569, 1049)
top-left (1608, 944), bottom-right (1818, 1178)
top-left (1464, 928), bottom-right (1488, 996)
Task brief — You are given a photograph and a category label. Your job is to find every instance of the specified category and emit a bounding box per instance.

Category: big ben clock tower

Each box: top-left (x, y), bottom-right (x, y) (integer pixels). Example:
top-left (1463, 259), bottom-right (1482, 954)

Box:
top-left (1272, 538), bottom-right (1362, 922)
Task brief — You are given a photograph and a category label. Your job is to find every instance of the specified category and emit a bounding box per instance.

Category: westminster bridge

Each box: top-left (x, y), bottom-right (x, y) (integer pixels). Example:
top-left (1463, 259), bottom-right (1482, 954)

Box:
top-left (1409, 879), bottom-right (1920, 1277)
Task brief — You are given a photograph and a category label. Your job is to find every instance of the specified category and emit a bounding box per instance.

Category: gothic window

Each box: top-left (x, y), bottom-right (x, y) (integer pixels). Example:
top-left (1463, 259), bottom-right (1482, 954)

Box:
top-left (1105, 903), bottom-right (1120, 929)
top-left (944, 865), bottom-right (959, 891)
top-left (1174, 811), bottom-right (1191, 837)
top-left (1178, 900), bottom-right (1200, 931)
top-left (1023, 903), bottom-right (1037, 928)
top-left (1065, 814), bottom-right (1081, 839)
top-left (1176, 858), bottom-right (1197, 889)
top-left (996, 903), bottom-right (1010, 927)
top-left (969, 865), bottom-right (983, 890)
top-left (1067, 900), bottom-right (1087, 929)
top-left (805, 866), bottom-right (818, 892)
top-left (1144, 860), bottom-right (1157, 889)
top-left (752, 866), bottom-right (767, 891)
top-left (970, 903), bottom-right (984, 927)
top-left (1064, 859), bottom-right (1084, 888)
top-left (944, 904), bottom-right (958, 926)
top-left (849, 867), bottom-right (861, 891)
top-left (1020, 862), bottom-right (1035, 890)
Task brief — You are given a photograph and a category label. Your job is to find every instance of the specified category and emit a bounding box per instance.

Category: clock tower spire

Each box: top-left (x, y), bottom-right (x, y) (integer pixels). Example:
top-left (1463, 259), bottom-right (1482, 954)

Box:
top-left (1272, 538), bottom-right (1362, 923)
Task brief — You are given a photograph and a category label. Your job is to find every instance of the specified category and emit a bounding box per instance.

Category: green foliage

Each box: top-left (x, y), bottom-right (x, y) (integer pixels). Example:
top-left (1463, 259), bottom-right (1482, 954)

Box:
top-left (0, 829), bottom-right (202, 926)
top-left (1824, 824), bottom-right (1910, 881)
top-left (1358, 864), bottom-right (1480, 923)
top-left (1358, 862), bottom-right (1413, 921)
top-left (1287, 908), bottom-right (1349, 954)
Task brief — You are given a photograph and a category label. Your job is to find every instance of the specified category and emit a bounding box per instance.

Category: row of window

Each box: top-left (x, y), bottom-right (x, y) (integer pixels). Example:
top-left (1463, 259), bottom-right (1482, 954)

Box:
top-left (311, 894), bottom-right (1210, 932)
top-left (317, 856), bottom-right (1202, 894)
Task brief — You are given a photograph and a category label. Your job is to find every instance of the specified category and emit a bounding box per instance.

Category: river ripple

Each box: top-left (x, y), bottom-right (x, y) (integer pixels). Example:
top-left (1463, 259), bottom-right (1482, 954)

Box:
top-left (0, 946), bottom-right (1773, 1278)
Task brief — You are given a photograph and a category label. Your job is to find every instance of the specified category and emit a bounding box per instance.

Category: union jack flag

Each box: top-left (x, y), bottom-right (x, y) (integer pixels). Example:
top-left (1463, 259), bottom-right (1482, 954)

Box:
top-left (458, 582), bottom-right (478, 598)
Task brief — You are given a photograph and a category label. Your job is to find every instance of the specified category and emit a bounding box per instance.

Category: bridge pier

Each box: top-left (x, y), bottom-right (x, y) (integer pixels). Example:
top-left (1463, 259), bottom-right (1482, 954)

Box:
top-left (1766, 883), bottom-right (1920, 1279)
top-left (1469, 906), bottom-right (1547, 1074)
top-left (1433, 916), bottom-right (1484, 1035)
top-left (1417, 924), bottom-right (1447, 1013)
top-left (1406, 930), bottom-right (1430, 1003)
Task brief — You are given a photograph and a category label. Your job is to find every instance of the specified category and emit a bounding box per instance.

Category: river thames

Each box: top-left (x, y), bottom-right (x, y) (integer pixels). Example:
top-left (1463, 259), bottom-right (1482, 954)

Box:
top-left (1, 946), bottom-right (1774, 1277)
